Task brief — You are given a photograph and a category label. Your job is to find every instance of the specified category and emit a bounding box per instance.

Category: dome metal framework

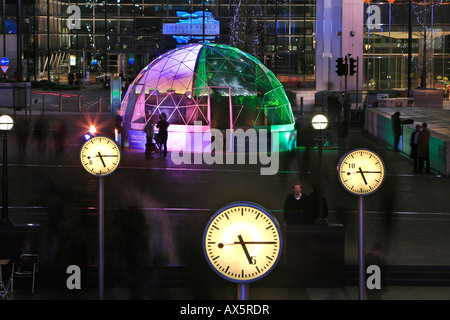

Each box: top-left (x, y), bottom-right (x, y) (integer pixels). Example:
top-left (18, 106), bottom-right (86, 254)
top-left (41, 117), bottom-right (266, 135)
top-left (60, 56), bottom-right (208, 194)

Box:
top-left (120, 43), bottom-right (296, 151)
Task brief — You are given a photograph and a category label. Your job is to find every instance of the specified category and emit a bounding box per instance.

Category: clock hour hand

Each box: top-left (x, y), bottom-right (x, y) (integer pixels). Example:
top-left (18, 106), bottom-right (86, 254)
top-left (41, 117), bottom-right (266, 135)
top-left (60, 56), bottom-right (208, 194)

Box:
top-left (237, 235), bottom-right (253, 265)
top-left (358, 167), bottom-right (368, 185)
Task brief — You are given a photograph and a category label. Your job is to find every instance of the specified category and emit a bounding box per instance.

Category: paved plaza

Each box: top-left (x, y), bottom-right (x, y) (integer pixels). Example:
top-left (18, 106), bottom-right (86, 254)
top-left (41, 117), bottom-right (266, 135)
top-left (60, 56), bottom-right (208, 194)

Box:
top-left (2, 87), bottom-right (450, 301)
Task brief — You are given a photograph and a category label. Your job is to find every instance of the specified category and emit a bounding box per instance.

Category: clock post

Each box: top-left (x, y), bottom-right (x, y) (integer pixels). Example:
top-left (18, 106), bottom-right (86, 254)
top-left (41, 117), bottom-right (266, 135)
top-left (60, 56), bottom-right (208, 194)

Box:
top-left (358, 195), bottom-right (365, 300)
top-left (337, 148), bottom-right (385, 300)
top-left (98, 176), bottom-right (104, 300)
top-left (203, 201), bottom-right (282, 301)
top-left (80, 136), bottom-right (121, 300)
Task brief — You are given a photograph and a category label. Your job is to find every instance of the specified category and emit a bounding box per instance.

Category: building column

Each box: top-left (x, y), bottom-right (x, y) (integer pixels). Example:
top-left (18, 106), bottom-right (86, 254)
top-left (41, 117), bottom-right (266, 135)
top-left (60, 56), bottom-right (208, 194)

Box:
top-left (316, 0), bottom-right (363, 92)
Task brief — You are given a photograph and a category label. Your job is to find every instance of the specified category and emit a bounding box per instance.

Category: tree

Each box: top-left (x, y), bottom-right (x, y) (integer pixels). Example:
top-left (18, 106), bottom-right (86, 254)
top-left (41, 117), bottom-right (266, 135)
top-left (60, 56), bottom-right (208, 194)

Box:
top-left (227, 0), bottom-right (267, 58)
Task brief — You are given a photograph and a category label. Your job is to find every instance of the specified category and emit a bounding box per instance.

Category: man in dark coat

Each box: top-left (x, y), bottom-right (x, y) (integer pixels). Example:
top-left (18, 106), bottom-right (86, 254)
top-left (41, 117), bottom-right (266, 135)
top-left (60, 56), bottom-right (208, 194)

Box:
top-left (417, 122), bottom-right (431, 173)
top-left (283, 182), bottom-right (308, 225)
top-left (305, 184), bottom-right (329, 225)
top-left (391, 111), bottom-right (402, 152)
top-left (410, 124), bottom-right (421, 172)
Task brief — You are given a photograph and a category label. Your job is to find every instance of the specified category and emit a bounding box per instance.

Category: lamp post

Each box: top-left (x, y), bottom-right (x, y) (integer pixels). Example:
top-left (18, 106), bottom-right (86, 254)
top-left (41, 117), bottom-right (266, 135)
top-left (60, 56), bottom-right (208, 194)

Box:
top-left (311, 114), bottom-right (328, 226)
top-left (0, 115), bottom-right (14, 226)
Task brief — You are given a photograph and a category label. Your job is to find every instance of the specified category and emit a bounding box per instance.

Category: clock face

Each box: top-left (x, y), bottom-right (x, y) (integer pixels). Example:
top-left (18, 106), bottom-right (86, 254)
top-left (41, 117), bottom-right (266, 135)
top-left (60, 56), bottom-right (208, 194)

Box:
top-left (337, 148), bottom-right (385, 196)
top-left (80, 136), bottom-right (121, 177)
top-left (203, 202), bottom-right (282, 284)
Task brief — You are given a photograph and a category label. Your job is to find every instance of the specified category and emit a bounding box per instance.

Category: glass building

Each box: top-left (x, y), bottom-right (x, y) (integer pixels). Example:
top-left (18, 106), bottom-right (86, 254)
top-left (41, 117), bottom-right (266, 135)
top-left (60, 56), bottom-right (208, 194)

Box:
top-left (2, 0), bottom-right (450, 92)
top-left (1, 0), bottom-right (315, 86)
top-left (364, 0), bottom-right (450, 90)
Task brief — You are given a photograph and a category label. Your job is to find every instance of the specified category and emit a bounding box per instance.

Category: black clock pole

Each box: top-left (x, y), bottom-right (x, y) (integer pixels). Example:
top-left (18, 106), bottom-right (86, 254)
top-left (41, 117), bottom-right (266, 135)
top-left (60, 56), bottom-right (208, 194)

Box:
top-left (99, 176), bottom-right (104, 300)
top-left (358, 196), bottom-right (365, 300)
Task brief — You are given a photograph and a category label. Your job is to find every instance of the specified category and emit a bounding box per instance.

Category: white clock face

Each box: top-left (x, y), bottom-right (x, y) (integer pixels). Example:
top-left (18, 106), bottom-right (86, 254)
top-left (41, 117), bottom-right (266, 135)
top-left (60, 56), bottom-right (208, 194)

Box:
top-left (203, 202), bottom-right (282, 283)
top-left (80, 136), bottom-right (121, 177)
top-left (337, 149), bottom-right (385, 196)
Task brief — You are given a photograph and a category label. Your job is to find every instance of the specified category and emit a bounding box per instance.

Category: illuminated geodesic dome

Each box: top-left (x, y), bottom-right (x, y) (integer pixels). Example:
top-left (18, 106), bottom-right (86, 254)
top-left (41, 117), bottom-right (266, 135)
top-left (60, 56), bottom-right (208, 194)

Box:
top-left (120, 43), bottom-right (296, 151)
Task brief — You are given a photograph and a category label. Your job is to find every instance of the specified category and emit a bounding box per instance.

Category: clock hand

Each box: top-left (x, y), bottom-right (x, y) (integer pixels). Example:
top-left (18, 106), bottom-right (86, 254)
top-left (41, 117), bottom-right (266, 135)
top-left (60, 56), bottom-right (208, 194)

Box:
top-left (237, 235), bottom-right (253, 265)
top-left (94, 155), bottom-right (118, 157)
top-left (218, 241), bottom-right (277, 247)
top-left (347, 171), bottom-right (381, 175)
top-left (98, 152), bottom-right (106, 167)
top-left (358, 167), bottom-right (368, 185)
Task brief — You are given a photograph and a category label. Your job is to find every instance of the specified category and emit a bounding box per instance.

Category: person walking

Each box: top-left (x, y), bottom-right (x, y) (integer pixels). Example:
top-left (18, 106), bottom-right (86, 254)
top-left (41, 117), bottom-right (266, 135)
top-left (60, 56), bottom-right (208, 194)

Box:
top-left (391, 111), bottom-right (406, 152)
top-left (54, 118), bottom-right (68, 157)
top-left (15, 116), bottom-right (30, 161)
top-left (417, 122), bottom-right (431, 174)
top-left (34, 114), bottom-right (50, 155)
top-left (305, 184), bottom-right (329, 225)
top-left (156, 113), bottom-right (169, 158)
top-left (144, 120), bottom-right (155, 159)
top-left (410, 124), bottom-right (421, 173)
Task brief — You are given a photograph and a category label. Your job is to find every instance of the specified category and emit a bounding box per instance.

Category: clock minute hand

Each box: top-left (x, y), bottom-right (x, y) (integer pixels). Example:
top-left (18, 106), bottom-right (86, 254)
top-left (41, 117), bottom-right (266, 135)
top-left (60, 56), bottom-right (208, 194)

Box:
top-left (237, 235), bottom-right (253, 265)
top-left (358, 167), bottom-right (368, 185)
top-left (98, 152), bottom-right (106, 167)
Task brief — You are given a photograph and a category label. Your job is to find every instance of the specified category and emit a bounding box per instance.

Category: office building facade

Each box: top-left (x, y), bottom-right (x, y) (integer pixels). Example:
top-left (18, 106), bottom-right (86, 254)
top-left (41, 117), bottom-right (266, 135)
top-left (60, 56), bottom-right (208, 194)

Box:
top-left (1, 0), bottom-right (449, 92)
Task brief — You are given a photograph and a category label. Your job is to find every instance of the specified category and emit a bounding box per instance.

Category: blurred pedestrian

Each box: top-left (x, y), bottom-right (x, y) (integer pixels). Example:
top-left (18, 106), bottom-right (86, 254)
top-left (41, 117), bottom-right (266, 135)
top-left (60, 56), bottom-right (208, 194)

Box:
top-left (336, 115), bottom-right (348, 155)
top-left (410, 124), bottom-right (421, 173)
top-left (54, 118), bottom-right (68, 157)
top-left (343, 92), bottom-right (351, 122)
top-left (417, 122), bottom-right (431, 174)
top-left (156, 113), bottom-right (169, 158)
top-left (75, 70), bottom-right (82, 86)
top-left (305, 183), bottom-right (329, 225)
top-left (15, 116), bottom-right (30, 161)
top-left (327, 92), bottom-right (341, 126)
top-left (34, 114), bottom-right (50, 154)
top-left (68, 71), bottom-right (75, 86)
top-left (283, 182), bottom-right (309, 225)
top-left (144, 119), bottom-right (155, 160)
top-left (391, 111), bottom-right (404, 152)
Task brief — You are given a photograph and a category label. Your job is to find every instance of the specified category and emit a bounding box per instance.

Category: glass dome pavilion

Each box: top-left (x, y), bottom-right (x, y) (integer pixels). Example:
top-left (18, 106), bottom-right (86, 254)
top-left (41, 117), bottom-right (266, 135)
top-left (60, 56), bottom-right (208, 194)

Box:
top-left (119, 43), bottom-right (296, 152)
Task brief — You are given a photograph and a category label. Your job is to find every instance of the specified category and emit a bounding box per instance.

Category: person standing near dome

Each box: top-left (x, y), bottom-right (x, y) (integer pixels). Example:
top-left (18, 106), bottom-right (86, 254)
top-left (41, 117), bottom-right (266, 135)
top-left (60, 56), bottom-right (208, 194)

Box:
top-left (156, 113), bottom-right (169, 159)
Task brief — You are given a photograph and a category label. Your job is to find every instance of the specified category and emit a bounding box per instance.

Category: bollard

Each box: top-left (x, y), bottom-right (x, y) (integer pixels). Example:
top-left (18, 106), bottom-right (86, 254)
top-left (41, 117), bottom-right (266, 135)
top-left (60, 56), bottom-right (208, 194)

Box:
top-left (59, 94), bottom-right (63, 112)
top-left (78, 95), bottom-right (82, 112)
top-left (42, 94), bottom-right (46, 112)
top-left (98, 96), bottom-right (102, 112)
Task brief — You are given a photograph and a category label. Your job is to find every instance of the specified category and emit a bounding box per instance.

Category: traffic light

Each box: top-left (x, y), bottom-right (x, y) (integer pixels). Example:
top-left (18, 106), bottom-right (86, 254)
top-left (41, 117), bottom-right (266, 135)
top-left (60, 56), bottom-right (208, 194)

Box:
top-left (335, 57), bottom-right (347, 76)
top-left (349, 57), bottom-right (358, 76)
